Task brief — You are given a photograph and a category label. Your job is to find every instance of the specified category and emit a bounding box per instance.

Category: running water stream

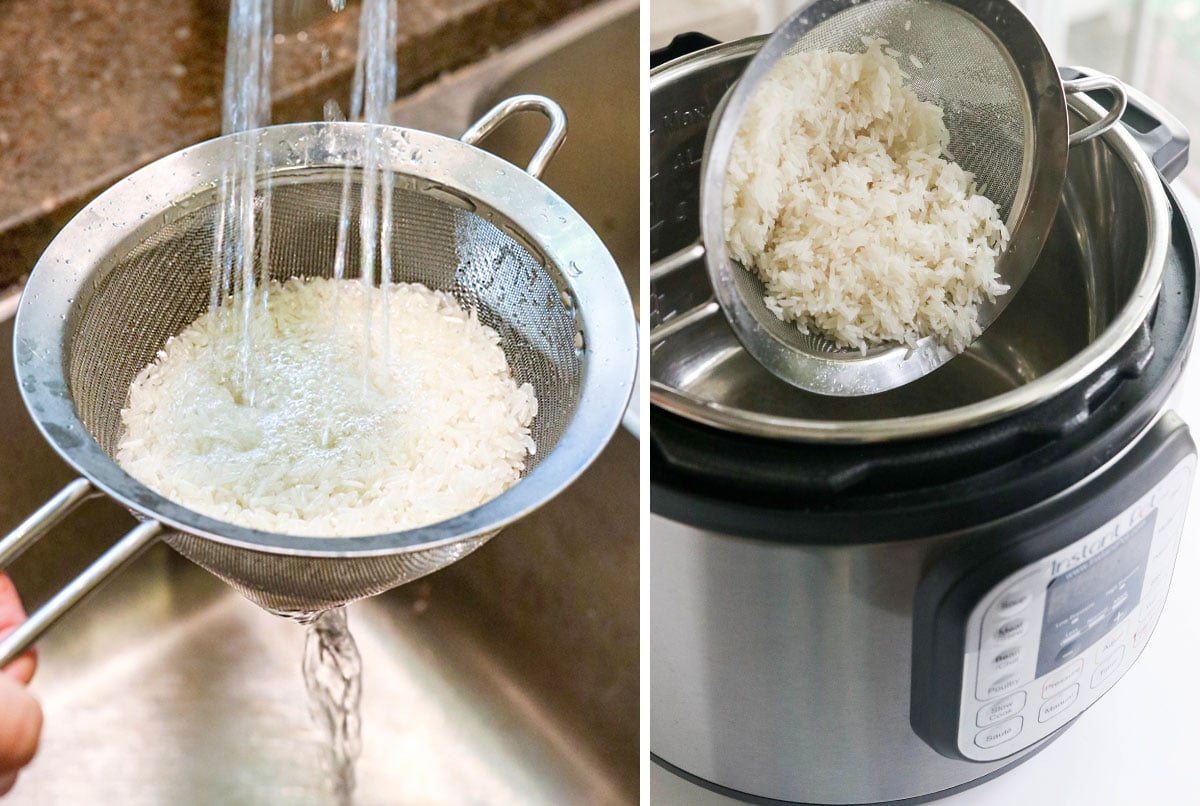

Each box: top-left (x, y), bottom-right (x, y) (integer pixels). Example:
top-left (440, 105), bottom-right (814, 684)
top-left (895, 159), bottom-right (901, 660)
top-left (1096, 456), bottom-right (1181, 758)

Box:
top-left (214, 0), bottom-right (273, 402)
top-left (302, 608), bottom-right (364, 804)
top-left (331, 0), bottom-right (400, 380)
top-left (217, 0), bottom-right (400, 801)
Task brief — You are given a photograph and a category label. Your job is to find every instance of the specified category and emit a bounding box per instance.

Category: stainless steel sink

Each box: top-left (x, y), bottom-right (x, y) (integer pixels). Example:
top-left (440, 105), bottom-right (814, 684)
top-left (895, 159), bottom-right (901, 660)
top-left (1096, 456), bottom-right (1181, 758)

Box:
top-left (0, 2), bottom-right (638, 802)
top-left (389, 0), bottom-right (639, 310)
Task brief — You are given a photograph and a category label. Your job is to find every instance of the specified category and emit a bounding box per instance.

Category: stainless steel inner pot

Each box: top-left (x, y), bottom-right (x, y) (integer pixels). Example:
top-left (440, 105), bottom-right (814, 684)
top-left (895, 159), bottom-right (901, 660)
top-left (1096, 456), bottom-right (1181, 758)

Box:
top-left (649, 39), bottom-right (1171, 443)
top-left (669, 0), bottom-right (1126, 397)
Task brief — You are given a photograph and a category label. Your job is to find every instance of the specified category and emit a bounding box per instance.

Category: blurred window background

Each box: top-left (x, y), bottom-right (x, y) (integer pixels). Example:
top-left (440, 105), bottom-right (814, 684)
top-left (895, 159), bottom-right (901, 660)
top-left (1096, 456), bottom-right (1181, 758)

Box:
top-left (651, 0), bottom-right (1200, 210)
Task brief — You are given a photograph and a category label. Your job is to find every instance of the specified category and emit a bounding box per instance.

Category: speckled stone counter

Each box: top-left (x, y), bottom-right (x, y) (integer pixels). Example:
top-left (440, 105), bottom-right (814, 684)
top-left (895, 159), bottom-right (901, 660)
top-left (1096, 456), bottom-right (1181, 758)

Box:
top-left (0, 0), bottom-right (597, 290)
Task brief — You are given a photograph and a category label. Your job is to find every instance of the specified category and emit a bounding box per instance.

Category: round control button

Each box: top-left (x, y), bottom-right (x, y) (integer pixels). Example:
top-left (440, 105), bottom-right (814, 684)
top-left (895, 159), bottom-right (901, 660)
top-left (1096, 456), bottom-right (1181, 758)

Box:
top-left (1038, 684), bottom-right (1080, 723)
top-left (992, 646), bottom-right (1021, 671)
top-left (1094, 626), bottom-right (1125, 662)
top-left (1153, 533), bottom-right (1178, 560)
top-left (1042, 659), bottom-right (1084, 700)
top-left (991, 589), bottom-right (1032, 619)
top-left (977, 692), bottom-right (1026, 727)
top-left (993, 619), bottom-right (1027, 644)
top-left (1139, 597), bottom-right (1164, 626)
top-left (1091, 646), bottom-right (1126, 689)
top-left (975, 717), bottom-right (1023, 749)
top-left (985, 674), bottom-right (1021, 699)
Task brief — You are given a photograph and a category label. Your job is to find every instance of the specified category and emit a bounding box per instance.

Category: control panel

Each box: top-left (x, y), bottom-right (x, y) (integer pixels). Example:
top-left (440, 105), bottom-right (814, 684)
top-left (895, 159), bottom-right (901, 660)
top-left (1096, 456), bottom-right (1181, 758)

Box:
top-left (910, 414), bottom-right (1196, 763)
top-left (957, 454), bottom-right (1193, 761)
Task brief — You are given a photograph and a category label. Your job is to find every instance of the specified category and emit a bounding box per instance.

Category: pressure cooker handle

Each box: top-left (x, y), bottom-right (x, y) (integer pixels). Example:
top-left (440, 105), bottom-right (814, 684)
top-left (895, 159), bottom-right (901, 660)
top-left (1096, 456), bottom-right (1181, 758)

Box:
top-left (1038, 319), bottom-right (1157, 441)
top-left (1120, 82), bottom-right (1190, 182)
top-left (651, 32), bottom-right (722, 69)
top-left (1061, 66), bottom-right (1190, 182)
top-left (0, 479), bottom-right (163, 668)
top-left (460, 94), bottom-right (567, 180)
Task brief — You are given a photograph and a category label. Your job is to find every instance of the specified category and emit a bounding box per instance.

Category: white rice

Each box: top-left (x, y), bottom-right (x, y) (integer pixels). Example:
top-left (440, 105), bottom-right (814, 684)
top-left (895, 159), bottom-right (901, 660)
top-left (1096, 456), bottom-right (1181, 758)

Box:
top-left (115, 277), bottom-right (537, 536)
top-left (723, 42), bottom-right (1010, 353)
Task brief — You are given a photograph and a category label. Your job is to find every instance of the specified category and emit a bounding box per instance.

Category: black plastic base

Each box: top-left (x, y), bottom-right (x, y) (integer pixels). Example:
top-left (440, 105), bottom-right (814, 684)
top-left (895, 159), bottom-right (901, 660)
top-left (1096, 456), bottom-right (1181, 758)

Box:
top-left (651, 726), bottom-right (1071, 806)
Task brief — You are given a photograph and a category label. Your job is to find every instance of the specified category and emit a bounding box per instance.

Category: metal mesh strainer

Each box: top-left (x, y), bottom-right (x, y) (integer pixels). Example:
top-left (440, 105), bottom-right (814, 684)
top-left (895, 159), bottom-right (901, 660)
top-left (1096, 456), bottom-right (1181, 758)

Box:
top-left (649, 0), bottom-right (1127, 396)
top-left (0, 95), bottom-right (636, 665)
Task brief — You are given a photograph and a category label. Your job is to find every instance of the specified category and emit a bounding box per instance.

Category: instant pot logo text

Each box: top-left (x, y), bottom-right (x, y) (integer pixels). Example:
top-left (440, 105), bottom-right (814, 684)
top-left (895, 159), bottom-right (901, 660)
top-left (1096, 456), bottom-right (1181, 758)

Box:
top-left (1050, 532), bottom-right (1121, 577)
top-left (1049, 494), bottom-right (1156, 577)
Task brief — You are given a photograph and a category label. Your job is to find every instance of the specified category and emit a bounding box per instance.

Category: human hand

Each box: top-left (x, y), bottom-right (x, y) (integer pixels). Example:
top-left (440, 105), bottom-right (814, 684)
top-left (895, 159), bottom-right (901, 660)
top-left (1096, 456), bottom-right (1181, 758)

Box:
top-left (0, 574), bottom-right (41, 796)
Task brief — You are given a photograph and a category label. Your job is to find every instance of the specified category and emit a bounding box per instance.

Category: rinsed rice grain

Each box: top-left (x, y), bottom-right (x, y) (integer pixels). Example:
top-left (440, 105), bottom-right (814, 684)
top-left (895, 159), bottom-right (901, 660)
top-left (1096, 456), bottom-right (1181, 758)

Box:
top-left (723, 42), bottom-right (1009, 352)
top-left (115, 277), bottom-right (537, 536)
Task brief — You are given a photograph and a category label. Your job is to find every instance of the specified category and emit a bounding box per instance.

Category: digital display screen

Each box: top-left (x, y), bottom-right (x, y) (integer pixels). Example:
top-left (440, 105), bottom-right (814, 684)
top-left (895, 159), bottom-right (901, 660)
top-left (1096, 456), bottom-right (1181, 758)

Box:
top-left (1035, 514), bottom-right (1156, 677)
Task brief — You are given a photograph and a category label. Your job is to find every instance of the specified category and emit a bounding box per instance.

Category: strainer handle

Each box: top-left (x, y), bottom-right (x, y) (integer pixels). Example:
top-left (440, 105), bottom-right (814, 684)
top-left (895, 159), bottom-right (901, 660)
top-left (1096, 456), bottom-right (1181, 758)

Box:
top-left (0, 479), bottom-right (98, 567)
top-left (460, 94), bottom-right (567, 180)
top-left (1064, 74), bottom-right (1128, 146)
top-left (0, 480), bottom-right (163, 668)
top-left (1064, 65), bottom-right (1191, 182)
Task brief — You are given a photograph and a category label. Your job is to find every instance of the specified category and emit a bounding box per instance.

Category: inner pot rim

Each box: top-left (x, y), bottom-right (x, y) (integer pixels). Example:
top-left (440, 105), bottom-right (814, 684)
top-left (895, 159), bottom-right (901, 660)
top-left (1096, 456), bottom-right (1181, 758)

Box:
top-left (649, 52), bottom-right (1171, 444)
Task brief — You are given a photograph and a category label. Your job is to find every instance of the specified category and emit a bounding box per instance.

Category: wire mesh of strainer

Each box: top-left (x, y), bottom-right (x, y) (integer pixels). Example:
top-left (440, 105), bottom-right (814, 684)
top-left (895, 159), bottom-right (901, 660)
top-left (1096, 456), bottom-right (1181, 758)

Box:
top-left (0, 96), bottom-right (636, 664)
top-left (649, 0), bottom-right (1127, 396)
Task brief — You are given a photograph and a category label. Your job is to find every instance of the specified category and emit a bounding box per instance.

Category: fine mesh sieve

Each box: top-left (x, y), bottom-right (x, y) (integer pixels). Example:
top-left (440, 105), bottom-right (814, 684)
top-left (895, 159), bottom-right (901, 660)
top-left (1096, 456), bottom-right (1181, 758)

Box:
top-left (0, 95), bottom-right (637, 665)
top-left (649, 0), bottom-right (1127, 396)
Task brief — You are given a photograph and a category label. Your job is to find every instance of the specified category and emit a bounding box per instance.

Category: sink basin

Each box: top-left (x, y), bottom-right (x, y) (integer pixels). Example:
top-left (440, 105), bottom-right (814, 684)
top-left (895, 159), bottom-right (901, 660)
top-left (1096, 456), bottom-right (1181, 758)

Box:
top-left (0, 3), bottom-right (638, 802)
top-left (388, 0), bottom-right (639, 311)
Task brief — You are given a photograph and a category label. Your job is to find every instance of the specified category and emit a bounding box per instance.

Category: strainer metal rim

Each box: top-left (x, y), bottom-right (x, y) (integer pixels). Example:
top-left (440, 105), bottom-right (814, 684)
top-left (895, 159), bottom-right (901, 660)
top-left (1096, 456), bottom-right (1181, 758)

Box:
top-left (14, 120), bottom-right (637, 557)
top-left (651, 63), bottom-right (1170, 443)
top-left (699, 0), bottom-right (1068, 395)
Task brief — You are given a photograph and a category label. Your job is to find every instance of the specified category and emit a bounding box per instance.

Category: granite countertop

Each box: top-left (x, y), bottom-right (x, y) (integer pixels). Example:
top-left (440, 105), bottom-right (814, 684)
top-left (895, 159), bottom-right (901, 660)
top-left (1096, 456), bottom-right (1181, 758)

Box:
top-left (0, 0), bottom-right (595, 291)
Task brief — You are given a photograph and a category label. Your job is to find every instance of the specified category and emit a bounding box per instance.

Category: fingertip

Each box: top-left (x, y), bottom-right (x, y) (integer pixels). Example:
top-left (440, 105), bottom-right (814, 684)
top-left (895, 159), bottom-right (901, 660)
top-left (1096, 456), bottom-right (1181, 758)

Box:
top-left (0, 576), bottom-right (24, 630)
top-left (3, 651), bottom-right (37, 686)
top-left (0, 575), bottom-right (18, 604)
top-left (0, 676), bottom-right (42, 770)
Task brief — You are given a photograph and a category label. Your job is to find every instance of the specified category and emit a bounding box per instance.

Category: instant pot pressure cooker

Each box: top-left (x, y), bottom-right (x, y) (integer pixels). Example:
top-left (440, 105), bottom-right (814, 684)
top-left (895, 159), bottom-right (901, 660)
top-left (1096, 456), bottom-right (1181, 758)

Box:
top-left (649, 36), bottom-right (1198, 805)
